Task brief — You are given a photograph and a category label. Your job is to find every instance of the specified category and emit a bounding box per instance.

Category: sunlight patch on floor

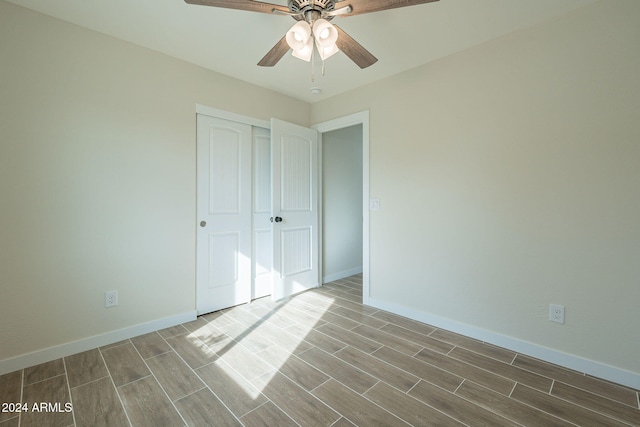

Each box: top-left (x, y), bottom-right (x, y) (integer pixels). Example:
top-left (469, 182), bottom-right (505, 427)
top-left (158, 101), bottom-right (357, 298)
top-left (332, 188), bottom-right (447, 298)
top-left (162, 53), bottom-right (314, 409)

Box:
top-left (187, 290), bottom-right (336, 397)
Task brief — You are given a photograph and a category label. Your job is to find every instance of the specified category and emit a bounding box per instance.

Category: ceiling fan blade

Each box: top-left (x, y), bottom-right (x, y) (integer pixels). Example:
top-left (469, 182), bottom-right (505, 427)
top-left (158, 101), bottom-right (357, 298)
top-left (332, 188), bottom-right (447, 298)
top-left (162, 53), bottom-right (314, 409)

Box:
top-left (335, 0), bottom-right (439, 16)
top-left (258, 36), bottom-right (290, 67)
top-left (334, 25), bottom-right (378, 69)
top-left (184, 0), bottom-right (291, 15)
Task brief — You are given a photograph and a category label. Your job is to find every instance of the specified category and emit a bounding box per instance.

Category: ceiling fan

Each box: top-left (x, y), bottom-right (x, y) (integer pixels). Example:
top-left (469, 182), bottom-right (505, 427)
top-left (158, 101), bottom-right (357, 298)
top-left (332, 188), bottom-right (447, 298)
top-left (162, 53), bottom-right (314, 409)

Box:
top-left (184, 0), bottom-right (440, 71)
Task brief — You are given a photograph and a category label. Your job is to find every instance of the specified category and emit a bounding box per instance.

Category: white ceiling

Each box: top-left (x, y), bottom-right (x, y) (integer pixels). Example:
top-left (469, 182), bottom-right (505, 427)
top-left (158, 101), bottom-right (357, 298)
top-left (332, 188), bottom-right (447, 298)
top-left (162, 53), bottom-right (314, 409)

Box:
top-left (6, 0), bottom-right (598, 103)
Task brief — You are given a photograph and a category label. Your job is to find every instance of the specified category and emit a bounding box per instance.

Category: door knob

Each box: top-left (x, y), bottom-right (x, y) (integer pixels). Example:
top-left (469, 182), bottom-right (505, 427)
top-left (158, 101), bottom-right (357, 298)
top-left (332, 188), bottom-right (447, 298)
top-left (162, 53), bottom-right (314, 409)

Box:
top-left (200, 220), bottom-right (207, 227)
top-left (270, 216), bottom-right (283, 223)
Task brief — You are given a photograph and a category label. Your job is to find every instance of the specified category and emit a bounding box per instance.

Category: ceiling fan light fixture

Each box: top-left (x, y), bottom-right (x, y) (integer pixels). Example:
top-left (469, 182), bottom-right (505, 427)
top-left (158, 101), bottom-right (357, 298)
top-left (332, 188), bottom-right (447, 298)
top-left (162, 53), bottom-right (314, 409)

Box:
top-left (316, 41), bottom-right (340, 60)
top-left (291, 38), bottom-right (313, 61)
top-left (286, 21), bottom-right (312, 51)
top-left (188, 0), bottom-right (436, 72)
top-left (312, 19), bottom-right (338, 48)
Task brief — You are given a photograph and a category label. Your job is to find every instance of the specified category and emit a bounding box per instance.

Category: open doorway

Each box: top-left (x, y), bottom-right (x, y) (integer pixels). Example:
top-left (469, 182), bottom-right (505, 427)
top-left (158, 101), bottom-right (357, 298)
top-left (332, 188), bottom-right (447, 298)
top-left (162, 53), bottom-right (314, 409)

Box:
top-left (313, 111), bottom-right (370, 304)
top-left (321, 124), bottom-right (363, 284)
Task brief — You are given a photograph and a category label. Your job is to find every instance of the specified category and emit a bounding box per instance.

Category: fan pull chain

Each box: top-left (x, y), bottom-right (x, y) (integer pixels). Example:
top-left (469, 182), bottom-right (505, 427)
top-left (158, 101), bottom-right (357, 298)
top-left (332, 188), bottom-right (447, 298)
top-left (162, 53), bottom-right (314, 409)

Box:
top-left (311, 44), bottom-right (315, 82)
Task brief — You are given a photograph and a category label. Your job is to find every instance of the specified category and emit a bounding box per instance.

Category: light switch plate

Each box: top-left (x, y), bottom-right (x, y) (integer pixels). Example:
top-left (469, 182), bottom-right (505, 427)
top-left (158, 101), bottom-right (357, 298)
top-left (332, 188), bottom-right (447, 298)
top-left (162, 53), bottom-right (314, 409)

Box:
top-left (369, 199), bottom-right (380, 211)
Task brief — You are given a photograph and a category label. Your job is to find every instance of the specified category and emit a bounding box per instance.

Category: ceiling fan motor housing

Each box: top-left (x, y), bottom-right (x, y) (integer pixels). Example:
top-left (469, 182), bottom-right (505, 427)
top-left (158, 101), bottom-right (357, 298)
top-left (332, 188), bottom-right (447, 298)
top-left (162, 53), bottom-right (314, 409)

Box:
top-left (288, 0), bottom-right (336, 18)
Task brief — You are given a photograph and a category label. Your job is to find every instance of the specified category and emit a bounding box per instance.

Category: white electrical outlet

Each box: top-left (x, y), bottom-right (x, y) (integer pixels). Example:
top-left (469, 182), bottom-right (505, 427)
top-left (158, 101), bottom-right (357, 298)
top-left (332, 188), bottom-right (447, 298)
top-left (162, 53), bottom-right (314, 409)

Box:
top-left (105, 290), bottom-right (118, 308)
top-left (549, 304), bottom-right (565, 324)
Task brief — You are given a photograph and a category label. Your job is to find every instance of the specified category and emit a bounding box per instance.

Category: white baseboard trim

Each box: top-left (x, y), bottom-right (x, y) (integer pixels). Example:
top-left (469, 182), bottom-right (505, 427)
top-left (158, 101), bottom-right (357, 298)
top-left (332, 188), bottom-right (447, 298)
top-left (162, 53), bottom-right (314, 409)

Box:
top-left (323, 266), bottom-right (364, 284)
top-left (367, 298), bottom-right (640, 390)
top-left (0, 311), bottom-right (197, 375)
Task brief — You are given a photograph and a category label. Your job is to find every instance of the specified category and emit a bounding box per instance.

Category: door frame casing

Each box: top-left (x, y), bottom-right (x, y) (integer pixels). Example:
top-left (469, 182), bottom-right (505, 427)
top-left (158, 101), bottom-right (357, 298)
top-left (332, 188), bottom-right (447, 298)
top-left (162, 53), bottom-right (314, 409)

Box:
top-left (313, 110), bottom-right (370, 305)
top-left (196, 105), bottom-right (270, 129)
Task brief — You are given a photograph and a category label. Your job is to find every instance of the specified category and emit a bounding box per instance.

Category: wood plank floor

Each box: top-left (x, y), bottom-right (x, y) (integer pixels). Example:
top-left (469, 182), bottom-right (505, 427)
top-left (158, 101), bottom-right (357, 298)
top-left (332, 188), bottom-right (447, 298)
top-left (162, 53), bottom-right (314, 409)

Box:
top-left (1, 275), bottom-right (639, 426)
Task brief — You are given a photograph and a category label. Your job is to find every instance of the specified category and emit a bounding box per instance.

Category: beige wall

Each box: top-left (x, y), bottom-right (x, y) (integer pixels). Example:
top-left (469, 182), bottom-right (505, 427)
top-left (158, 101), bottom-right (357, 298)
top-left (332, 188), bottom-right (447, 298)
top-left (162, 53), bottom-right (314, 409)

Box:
top-left (0, 0), bottom-right (309, 363)
top-left (2, 0), bottom-right (639, 387)
top-left (312, 0), bottom-right (640, 381)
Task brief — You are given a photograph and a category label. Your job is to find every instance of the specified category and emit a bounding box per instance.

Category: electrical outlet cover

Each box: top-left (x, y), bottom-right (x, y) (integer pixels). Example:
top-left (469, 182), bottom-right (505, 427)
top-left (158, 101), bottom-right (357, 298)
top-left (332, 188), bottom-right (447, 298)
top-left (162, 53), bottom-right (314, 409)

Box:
top-left (105, 290), bottom-right (118, 308)
top-left (549, 304), bottom-right (565, 324)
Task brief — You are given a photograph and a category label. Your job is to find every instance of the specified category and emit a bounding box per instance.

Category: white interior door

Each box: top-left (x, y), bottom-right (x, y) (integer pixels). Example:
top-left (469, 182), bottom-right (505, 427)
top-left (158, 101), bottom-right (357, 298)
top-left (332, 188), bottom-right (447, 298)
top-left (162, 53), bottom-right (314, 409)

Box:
top-left (252, 127), bottom-right (272, 299)
top-left (271, 118), bottom-right (319, 301)
top-left (196, 115), bottom-right (252, 314)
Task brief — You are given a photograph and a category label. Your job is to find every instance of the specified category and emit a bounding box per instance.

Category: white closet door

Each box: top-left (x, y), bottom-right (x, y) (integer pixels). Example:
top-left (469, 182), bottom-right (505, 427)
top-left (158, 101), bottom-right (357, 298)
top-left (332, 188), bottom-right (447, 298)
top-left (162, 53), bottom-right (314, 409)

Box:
top-left (196, 115), bottom-right (252, 314)
top-left (271, 118), bottom-right (319, 301)
top-left (252, 126), bottom-right (272, 299)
